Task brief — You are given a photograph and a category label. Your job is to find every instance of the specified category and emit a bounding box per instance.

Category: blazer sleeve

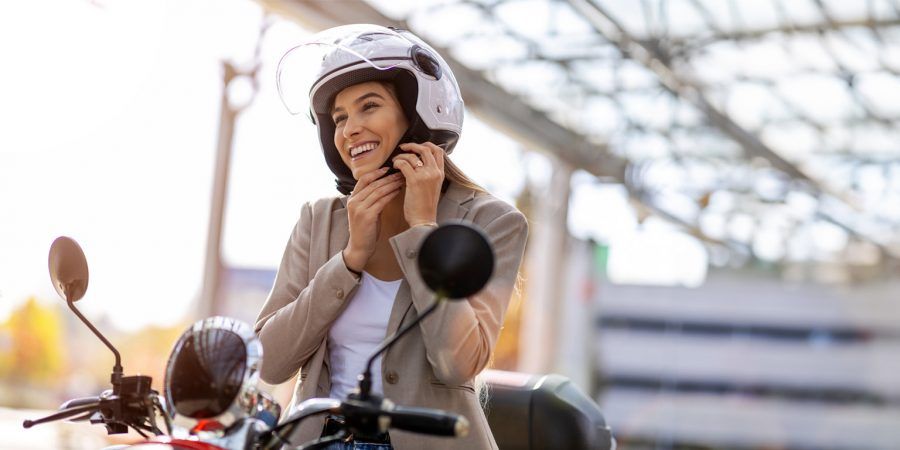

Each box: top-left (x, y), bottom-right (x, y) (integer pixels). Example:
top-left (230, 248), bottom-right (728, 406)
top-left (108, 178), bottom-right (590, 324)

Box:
top-left (254, 201), bottom-right (361, 384)
top-left (389, 207), bottom-right (528, 385)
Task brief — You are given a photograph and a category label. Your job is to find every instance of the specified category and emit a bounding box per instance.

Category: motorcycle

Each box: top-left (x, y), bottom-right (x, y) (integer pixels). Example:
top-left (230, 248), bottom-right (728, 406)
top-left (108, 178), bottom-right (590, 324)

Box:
top-left (23, 223), bottom-right (491, 449)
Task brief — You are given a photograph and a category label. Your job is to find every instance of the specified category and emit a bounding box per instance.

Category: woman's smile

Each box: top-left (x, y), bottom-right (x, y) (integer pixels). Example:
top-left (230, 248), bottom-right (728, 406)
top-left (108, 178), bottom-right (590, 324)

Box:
top-left (349, 141), bottom-right (381, 162)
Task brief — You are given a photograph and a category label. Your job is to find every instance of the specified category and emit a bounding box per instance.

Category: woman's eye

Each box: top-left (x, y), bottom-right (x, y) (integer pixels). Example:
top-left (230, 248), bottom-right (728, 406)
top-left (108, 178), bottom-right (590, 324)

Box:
top-left (333, 115), bottom-right (346, 125)
top-left (363, 101), bottom-right (379, 111)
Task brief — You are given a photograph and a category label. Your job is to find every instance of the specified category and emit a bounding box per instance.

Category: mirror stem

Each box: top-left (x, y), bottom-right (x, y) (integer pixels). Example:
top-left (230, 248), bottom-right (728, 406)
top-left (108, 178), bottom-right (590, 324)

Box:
top-left (66, 300), bottom-right (123, 385)
top-left (358, 295), bottom-right (445, 400)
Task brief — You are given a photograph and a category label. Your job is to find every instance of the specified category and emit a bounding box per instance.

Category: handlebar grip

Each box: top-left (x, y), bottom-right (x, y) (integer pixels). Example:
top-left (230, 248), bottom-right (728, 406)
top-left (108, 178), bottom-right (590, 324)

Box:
top-left (387, 406), bottom-right (469, 437)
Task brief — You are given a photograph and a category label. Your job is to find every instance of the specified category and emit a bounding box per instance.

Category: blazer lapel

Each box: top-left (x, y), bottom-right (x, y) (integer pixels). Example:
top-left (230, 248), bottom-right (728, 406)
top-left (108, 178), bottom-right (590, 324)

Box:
top-left (436, 182), bottom-right (474, 225)
top-left (386, 280), bottom-right (412, 337)
top-left (329, 197), bottom-right (350, 257)
top-left (384, 183), bottom-right (475, 337)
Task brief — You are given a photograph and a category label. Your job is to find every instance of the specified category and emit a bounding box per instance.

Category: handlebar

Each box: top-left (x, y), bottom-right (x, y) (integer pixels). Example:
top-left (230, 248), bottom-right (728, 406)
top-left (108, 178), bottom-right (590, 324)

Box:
top-left (387, 405), bottom-right (469, 437)
top-left (263, 397), bottom-right (468, 449)
top-left (23, 385), bottom-right (167, 437)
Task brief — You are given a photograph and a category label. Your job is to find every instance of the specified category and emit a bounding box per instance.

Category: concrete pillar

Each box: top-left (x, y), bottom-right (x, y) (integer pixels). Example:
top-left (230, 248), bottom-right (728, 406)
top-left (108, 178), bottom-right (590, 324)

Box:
top-left (198, 62), bottom-right (240, 319)
top-left (518, 156), bottom-right (573, 374)
top-left (197, 20), bottom-right (268, 319)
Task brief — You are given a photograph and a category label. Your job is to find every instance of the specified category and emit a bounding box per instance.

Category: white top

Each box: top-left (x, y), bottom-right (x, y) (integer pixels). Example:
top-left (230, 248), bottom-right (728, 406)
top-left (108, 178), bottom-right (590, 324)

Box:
top-left (328, 271), bottom-right (402, 400)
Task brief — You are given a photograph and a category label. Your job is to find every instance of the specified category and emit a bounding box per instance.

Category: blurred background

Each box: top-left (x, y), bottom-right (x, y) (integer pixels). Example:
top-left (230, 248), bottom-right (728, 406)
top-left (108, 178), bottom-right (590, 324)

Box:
top-left (2, 0), bottom-right (900, 448)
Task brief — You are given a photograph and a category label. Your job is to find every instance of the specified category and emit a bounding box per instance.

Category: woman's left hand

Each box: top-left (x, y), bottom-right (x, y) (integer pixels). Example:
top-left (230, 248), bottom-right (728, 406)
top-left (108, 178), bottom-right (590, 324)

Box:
top-left (393, 142), bottom-right (445, 226)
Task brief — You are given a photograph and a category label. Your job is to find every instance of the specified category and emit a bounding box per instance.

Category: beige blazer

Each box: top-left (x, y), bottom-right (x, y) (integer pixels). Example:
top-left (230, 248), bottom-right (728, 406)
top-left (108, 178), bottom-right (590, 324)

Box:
top-left (254, 181), bottom-right (528, 450)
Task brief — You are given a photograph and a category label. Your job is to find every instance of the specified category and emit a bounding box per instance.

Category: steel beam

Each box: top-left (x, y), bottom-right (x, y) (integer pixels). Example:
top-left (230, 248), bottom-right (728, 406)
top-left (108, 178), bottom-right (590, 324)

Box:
top-left (670, 16), bottom-right (900, 47)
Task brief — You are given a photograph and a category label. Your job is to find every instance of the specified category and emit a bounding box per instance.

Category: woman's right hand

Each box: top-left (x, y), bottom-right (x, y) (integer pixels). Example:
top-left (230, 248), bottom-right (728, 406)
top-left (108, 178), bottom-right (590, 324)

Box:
top-left (343, 167), bottom-right (404, 272)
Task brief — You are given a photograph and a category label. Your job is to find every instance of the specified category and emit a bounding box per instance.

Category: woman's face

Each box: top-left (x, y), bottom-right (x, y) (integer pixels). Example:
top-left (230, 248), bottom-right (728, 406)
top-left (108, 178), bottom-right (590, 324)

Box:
top-left (331, 81), bottom-right (409, 180)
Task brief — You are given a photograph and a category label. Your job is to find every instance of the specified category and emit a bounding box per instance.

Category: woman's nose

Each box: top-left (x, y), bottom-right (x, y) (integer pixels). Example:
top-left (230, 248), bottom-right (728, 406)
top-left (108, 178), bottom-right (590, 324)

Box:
top-left (342, 114), bottom-right (363, 138)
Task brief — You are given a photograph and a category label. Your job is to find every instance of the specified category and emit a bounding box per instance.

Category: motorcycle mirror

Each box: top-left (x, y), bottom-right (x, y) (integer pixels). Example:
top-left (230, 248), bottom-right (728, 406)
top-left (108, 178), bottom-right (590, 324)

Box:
top-left (49, 236), bottom-right (89, 303)
top-left (48, 236), bottom-right (124, 393)
top-left (417, 222), bottom-right (494, 299)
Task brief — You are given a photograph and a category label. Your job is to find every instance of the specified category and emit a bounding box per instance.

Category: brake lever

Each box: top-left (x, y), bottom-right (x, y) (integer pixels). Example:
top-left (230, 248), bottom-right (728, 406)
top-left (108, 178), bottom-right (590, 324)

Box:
top-left (68, 411), bottom-right (98, 422)
top-left (261, 398), bottom-right (341, 450)
top-left (23, 402), bottom-right (101, 428)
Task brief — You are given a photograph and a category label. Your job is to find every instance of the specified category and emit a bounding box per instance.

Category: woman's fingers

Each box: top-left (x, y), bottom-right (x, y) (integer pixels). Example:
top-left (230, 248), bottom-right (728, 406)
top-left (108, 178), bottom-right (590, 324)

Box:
top-left (350, 167), bottom-right (389, 198)
top-left (415, 142), bottom-right (440, 169)
top-left (357, 176), bottom-right (404, 208)
top-left (392, 157), bottom-right (418, 179)
top-left (392, 143), bottom-right (443, 227)
top-left (352, 167), bottom-right (390, 195)
top-left (398, 143), bottom-right (429, 166)
top-left (353, 171), bottom-right (401, 202)
top-left (393, 149), bottom-right (443, 187)
top-left (347, 173), bottom-right (402, 230)
top-left (344, 171), bottom-right (402, 266)
top-left (424, 142), bottom-right (444, 172)
top-left (392, 153), bottom-right (421, 169)
top-left (398, 142), bottom-right (444, 172)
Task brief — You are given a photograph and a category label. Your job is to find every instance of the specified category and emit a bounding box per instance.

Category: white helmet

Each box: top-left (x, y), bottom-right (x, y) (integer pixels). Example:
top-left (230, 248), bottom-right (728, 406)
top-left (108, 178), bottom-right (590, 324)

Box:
top-left (277, 24), bottom-right (465, 194)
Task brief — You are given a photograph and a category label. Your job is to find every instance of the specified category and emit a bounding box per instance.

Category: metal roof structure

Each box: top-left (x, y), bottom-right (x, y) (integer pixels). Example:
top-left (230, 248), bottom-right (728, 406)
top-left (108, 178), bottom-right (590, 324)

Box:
top-left (239, 4), bottom-right (900, 448)
top-left (261, 0), bottom-right (900, 273)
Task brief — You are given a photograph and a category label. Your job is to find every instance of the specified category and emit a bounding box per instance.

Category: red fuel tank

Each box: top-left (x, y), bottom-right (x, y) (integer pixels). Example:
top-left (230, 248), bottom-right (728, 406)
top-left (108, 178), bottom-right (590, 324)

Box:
top-left (116, 437), bottom-right (225, 450)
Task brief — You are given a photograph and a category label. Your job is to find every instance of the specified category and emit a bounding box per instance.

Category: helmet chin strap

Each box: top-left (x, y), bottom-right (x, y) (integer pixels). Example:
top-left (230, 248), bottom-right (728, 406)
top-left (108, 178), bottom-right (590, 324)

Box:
top-left (336, 178), bottom-right (356, 195)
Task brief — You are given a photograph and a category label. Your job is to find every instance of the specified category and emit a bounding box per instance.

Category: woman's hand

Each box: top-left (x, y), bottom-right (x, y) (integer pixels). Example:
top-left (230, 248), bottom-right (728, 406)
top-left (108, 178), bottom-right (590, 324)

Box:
top-left (393, 142), bottom-right (445, 226)
top-left (343, 167), bottom-right (405, 272)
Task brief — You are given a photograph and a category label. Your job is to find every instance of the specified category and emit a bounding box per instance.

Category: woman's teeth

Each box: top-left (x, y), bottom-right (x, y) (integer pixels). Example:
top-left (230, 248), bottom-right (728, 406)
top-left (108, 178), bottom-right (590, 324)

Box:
top-left (351, 142), bottom-right (378, 158)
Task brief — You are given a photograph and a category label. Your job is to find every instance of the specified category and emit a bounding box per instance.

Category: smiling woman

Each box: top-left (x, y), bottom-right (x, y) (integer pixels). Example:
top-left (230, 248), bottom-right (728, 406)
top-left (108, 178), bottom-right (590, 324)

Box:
top-left (257, 24), bottom-right (529, 450)
top-left (332, 82), bottom-right (409, 180)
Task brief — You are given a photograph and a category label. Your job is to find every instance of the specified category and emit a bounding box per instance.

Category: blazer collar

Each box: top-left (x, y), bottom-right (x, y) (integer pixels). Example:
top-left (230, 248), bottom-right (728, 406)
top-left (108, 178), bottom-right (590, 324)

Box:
top-left (437, 181), bottom-right (475, 222)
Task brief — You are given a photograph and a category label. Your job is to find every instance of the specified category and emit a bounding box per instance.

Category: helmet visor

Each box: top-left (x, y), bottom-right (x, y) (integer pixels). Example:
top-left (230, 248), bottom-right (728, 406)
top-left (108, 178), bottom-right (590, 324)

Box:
top-left (276, 24), bottom-right (416, 117)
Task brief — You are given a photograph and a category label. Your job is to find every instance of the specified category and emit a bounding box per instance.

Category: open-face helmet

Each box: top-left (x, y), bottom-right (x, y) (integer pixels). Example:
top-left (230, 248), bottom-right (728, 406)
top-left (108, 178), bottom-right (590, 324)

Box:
top-left (277, 24), bottom-right (464, 194)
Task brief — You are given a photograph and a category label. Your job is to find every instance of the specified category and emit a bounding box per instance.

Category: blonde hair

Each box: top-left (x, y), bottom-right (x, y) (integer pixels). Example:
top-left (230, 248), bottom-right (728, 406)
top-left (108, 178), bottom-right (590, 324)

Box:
top-left (444, 157), bottom-right (486, 194)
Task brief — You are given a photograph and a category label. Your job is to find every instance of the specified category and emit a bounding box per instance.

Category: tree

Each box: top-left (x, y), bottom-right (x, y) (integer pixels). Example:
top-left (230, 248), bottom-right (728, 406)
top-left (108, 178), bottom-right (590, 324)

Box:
top-left (0, 297), bottom-right (65, 383)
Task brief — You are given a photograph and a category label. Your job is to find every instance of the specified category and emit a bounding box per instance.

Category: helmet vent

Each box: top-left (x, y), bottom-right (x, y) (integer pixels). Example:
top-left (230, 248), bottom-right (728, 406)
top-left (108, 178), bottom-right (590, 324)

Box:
top-left (411, 45), bottom-right (442, 80)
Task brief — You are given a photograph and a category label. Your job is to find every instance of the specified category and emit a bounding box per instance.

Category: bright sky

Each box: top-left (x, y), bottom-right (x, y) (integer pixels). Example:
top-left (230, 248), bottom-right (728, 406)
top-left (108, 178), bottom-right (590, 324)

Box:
top-left (0, 0), bottom-right (707, 332)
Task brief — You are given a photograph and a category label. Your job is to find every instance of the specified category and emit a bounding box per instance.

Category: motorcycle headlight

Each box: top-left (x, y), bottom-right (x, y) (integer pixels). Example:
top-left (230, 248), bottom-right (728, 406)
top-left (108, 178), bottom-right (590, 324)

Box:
top-left (164, 316), bottom-right (261, 430)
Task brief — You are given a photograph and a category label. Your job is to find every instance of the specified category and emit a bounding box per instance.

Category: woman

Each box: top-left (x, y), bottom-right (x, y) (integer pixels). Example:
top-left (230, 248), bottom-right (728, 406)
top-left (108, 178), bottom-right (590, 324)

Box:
top-left (255, 25), bottom-right (528, 449)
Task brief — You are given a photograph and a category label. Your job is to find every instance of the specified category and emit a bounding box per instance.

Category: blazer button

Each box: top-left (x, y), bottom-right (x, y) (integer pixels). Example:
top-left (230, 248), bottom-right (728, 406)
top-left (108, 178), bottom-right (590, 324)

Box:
top-left (385, 370), bottom-right (399, 384)
top-left (406, 249), bottom-right (417, 259)
top-left (335, 288), bottom-right (344, 299)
